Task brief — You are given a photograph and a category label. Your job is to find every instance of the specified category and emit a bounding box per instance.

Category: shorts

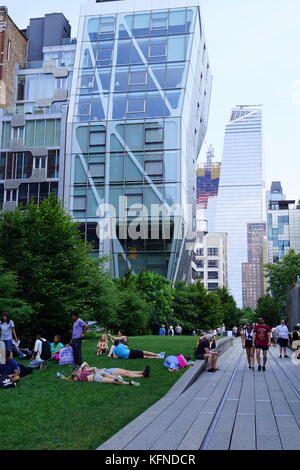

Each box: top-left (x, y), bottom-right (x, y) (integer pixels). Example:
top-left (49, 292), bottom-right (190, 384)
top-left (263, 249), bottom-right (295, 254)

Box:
top-left (3, 340), bottom-right (13, 352)
top-left (245, 340), bottom-right (254, 349)
top-left (129, 350), bottom-right (144, 359)
top-left (93, 370), bottom-right (105, 383)
top-left (196, 353), bottom-right (205, 360)
top-left (255, 345), bottom-right (269, 351)
top-left (104, 368), bottom-right (116, 376)
top-left (278, 338), bottom-right (288, 348)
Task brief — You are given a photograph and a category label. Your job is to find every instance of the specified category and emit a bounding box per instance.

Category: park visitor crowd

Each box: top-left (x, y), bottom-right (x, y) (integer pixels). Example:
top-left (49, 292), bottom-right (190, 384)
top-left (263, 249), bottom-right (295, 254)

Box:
top-left (1, 310), bottom-right (300, 389)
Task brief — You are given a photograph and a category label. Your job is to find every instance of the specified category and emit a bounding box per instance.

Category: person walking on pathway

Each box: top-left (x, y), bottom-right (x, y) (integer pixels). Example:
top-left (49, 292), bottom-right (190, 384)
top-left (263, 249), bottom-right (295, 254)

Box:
top-left (253, 318), bottom-right (271, 371)
top-left (242, 322), bottom-right (255, 370)
top-left (70, 312), bottom-right (88, 367)
top-left (0, 313), bottom-right (19, 358)
top-left (275, 320), bottom-right (290, 358)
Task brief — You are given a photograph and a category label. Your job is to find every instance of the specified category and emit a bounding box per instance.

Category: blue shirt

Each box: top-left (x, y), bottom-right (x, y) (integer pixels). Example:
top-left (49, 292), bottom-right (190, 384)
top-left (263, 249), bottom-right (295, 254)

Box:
top-left (0, 358), bottom-right (20, 376)
top-left (159, 328), bottom-right (165, 336)
top-left (164, 356), bottom-right (179, 369)
top-left (113, 344), bottom-right (130, 359)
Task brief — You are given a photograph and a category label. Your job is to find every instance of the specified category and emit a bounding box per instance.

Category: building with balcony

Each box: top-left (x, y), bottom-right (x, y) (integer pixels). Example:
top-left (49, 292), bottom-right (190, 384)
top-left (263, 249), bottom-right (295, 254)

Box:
top-left (0, 11), bottom-right (75, 210)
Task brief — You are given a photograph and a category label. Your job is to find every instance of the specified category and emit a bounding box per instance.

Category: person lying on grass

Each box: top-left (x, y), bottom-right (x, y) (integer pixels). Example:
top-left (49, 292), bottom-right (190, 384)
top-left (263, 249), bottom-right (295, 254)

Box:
top-left (164, 354), bottom-right (195, 372)
top-left (59, 362), bottom-right (146, 386)
top-left (97, 335), bottom-right (108, 356)
top-left (112, 340), bottom-right (165, 360)
top-left (107, 330), bottom-right (128, 357)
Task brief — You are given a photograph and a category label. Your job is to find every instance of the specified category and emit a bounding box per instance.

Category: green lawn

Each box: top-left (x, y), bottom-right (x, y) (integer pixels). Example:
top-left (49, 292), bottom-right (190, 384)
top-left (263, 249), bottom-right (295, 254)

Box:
top-left (0, 335), bottom-right (197, 450)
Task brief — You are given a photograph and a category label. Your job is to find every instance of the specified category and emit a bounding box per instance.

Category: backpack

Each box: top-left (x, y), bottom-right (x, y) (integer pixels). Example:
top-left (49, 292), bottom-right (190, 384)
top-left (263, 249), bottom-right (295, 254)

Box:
top-left (0, 375), bottom-right (16, 389)
top-left (40, 339), bottom-right (51, 361)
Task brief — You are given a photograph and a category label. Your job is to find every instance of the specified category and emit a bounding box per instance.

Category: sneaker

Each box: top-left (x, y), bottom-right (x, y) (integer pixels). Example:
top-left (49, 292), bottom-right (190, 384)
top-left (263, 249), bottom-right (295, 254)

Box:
top-left (248, 366), bottom-right (251, 369)
top-left (143, 366), bottom-right (150, 378)
top-left (258, 365), bottom-right (262, 371)
top-left (284, 355), bottom-right (289, 358)
top-left (114, 375), bottom-right (124, 383)
top-left (56, 372), bottom-right (65, 379)
top-left (279, 355), bottom-right (282, 358)
top-left (130, 381), bottom-right (140, 386)
top-left (208, 368), bottom-right (216, 372)
top-left (159, 352), bottom-right (166, 359)
top-left (262, 366), bottom-right (266, 371)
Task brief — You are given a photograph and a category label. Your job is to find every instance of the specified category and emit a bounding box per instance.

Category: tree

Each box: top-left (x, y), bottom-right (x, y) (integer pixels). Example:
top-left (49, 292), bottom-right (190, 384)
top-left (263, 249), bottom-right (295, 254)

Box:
top-left (0, 196), bottom-right (116, 341)
top-left (214, 287), bottom-right (241, 329)
top-left (132, 271), bottom-right (174, 326)
top-left (0, 259), bottom-right (33, 344)
top-left (255, 295), bottom-right (281, 327)
top-left (265, 250), bottom-right (300, 316)
top-left (189, 281), bottom-right (223, 331)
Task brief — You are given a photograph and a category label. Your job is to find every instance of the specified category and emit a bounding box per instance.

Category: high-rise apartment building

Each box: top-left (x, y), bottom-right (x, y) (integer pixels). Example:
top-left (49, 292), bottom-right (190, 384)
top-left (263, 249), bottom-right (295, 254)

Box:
top-left (209, 106), bottom-right (264, 307)
top-left (0, 6), bottom-right (27, 108)
top-left (0, 11), bottom-right (75, 210)
top-left (242, 222), bottom-right (266, 309)
top-left (267, 182), bottom-right (300, 263)
top-left (65, 0), bottom-right (212, 280)
top-left (192, 231), bottom-right (228, 291)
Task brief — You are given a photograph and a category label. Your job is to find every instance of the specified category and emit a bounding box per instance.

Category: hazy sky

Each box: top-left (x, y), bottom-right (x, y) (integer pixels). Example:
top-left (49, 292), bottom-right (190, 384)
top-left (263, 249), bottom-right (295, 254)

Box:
top-left (7, 0), bottom-right (300, 200)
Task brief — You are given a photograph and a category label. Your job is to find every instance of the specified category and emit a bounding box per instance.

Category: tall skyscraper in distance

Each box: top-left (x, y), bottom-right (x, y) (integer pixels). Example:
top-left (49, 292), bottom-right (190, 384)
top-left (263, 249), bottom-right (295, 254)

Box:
top-left (65, 0), bottom-right (212, 282)
top-left (242, 222), bottom-right (266, 309)
top-left (209, 105), bottom-right (264, 307)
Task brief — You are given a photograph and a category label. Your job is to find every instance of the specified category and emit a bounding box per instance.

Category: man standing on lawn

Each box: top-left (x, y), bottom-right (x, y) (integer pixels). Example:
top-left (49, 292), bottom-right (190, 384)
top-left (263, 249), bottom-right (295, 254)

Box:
top-left (253, 317), bottom-right (271, 371)
top-left (70, 312), bottom-right (88, 367)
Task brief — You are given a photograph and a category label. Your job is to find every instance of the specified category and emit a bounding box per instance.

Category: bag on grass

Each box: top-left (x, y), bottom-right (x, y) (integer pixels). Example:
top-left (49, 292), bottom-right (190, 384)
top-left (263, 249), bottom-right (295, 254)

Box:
top-left (59, 346), bottom-right (74, 366)
top-left (40, 340), bottom-right (52, 361)
top-left (0, 375), bottom-right (16, 389)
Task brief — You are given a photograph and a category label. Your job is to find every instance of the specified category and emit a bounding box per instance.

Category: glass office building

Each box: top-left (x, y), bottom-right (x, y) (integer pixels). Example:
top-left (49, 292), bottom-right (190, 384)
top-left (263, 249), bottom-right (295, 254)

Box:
top-left (267, 182), bottom-right (300, 263)
top-left (65, 0), bottom-right (212, 281)
top-left (209, 106), bottom-right (264, 307)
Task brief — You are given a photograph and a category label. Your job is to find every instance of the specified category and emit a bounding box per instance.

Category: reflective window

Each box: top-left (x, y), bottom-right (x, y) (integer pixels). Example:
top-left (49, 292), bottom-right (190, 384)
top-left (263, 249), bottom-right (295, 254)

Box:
top-left (145, 160), bottom-right (163, 176)
top-left (126, 99), bottom-right (146, 114)
top-left (129, 71), bottom-right (148, 86)
top-left (145, 127), bottom-right (163, 144)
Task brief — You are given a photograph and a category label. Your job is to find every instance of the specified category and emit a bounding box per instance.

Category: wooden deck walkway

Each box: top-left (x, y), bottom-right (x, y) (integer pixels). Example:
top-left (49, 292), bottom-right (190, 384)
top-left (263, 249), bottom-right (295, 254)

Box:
top-left (99, 340), bottom-right (300, 450)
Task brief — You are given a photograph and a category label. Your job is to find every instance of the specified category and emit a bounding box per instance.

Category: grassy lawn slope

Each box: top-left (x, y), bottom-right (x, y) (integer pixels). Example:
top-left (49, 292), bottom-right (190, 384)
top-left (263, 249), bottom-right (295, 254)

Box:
top-left (0, 335), bottom-right (197, 450)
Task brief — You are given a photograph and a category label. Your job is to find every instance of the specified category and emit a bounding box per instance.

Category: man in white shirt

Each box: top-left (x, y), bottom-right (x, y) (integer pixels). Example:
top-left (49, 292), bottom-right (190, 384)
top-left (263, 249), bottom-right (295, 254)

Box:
top-left (29, 329), bottom-right (49, 369)
top-left (275, 320), bottom-right (289, 358)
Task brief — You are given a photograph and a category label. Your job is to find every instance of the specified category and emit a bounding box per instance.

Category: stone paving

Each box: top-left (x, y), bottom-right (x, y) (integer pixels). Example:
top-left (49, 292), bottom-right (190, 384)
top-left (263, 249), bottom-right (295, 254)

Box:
top-left (99, 340), bottom-right (300, 450)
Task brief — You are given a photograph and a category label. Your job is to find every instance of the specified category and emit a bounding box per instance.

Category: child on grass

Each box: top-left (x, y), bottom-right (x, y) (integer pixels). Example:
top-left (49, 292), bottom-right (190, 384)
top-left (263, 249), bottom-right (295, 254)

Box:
top-left (97, 335), bottom-right (108, 356)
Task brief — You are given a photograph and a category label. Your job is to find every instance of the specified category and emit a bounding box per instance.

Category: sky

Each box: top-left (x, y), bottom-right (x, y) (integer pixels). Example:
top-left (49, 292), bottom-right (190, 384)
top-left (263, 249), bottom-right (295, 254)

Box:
top-left (7, 0), bottom-right (300, 200)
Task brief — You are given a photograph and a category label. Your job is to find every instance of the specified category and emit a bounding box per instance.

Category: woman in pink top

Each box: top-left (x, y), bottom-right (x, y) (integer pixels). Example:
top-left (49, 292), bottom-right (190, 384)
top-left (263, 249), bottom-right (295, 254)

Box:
top-left (62, 362), bottom-right (141, 386)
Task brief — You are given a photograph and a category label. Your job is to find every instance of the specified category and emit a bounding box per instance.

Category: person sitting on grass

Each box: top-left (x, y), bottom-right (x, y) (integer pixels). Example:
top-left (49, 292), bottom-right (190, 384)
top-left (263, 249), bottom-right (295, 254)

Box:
top-left (112, 340), bottom-right (165, 360)
top-left (164, 354), bottom-right (195, 372)
top-left (0, 350), bottom-right (21, 384)
top-left (195, 334), bottom-right (220, 372)
top-left (59, 362), bottom-right (141, 386)
top-left (97, 335), bottom-right (108, 356)
top-left (107, 330), bottom-right (128, 358)
top-left (50, 335), bottom-right (64, 362)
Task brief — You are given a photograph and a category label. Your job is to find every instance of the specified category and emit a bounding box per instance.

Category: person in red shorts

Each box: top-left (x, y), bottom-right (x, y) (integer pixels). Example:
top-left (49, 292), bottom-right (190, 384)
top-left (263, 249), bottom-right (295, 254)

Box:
top-left (253, 318), bottom-right (271, 371)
